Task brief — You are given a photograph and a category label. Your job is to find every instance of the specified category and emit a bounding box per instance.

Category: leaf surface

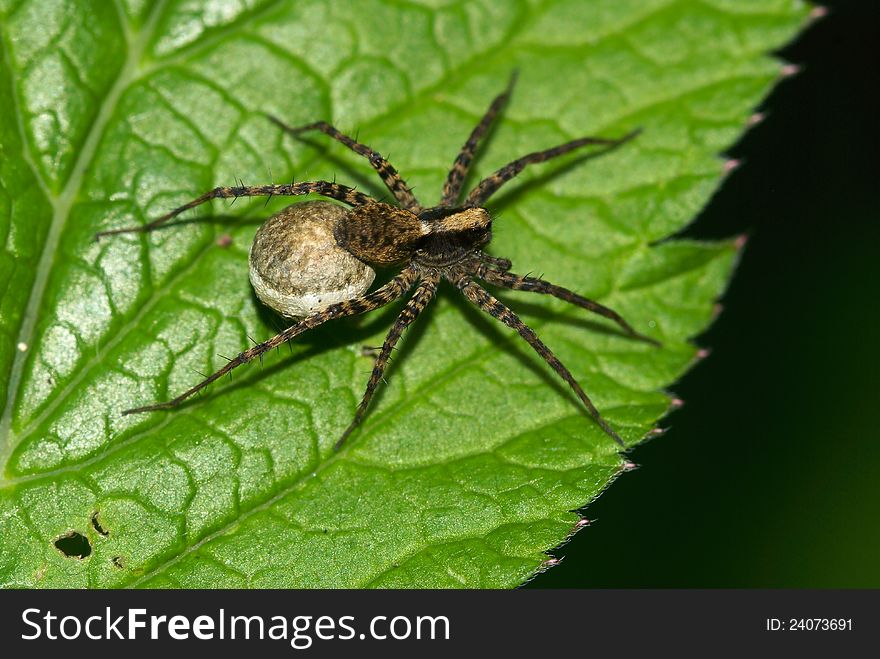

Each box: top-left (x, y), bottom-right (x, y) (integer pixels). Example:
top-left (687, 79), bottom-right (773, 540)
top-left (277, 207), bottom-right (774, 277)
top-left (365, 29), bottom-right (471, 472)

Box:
top-left (0, 0), bottom-right (809, 587)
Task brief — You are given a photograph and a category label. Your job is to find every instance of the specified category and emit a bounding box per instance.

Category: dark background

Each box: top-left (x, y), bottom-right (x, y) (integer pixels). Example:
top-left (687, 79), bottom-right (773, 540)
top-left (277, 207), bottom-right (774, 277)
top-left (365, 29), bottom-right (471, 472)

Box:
top-left (531, 0), bottom-right (879, 588)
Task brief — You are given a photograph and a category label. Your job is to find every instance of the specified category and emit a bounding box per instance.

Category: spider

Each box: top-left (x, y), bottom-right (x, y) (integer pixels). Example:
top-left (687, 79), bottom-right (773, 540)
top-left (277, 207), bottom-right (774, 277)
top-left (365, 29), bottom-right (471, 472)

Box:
top-left (97, 74), bottom-right (658, 450)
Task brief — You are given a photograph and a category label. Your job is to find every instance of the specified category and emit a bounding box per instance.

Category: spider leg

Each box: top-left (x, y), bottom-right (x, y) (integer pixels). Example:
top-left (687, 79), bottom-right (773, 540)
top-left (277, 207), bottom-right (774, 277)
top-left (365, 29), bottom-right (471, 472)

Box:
top-left (268, 117), bottom-right (421, 213)
top-left (475, 264), bottom-right (660, 346)
top-left (335, 272), bottom-right (440, 449)
top-left (121, 267), bottom-right (418, 415)
top-left (464, 128), bottom-right (641, 207)
top-left (479, 253), bottom-right (513, 272)
top-left (95, 181), bottom-right (373, 238)
top-left (450, 273), bottom-right (626, 446)
top-left (440, 71), bottom-right (518, 206)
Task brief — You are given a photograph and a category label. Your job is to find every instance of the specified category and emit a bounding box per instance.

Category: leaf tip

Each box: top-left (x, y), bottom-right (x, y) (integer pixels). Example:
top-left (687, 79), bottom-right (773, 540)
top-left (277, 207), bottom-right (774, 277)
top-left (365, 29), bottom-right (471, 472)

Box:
top-left (809, 5), bottom-right (829, 21)
top-left (747, 112), bottom-right (767, 127)
top-left (722, 158), bottom-right (742, 176)
top-left (540, 557), bottom-right (562, 569)
top-left (780, 63), bottom-right (802, 78)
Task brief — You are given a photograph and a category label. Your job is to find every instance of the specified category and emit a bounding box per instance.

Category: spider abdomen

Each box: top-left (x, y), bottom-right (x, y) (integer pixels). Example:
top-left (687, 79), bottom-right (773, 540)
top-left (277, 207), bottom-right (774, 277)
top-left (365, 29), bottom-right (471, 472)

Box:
top-left (248, 201), bottom-right (375, 318)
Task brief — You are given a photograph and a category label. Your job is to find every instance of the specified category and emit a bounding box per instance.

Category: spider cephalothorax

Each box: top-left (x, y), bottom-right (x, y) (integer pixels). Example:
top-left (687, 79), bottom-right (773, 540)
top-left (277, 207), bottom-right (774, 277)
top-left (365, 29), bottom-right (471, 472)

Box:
top-left (97, 74), bottom-right (658, 449)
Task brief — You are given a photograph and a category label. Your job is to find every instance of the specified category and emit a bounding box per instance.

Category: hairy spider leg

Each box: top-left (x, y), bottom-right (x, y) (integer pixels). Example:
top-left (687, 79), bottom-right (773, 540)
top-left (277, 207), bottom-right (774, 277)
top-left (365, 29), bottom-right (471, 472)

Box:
top-left (475, 264), bottom-right (661, 346)
top-left (94, 181), bottom-right (374, 238)
top-left (451, 273), bottom-right (626, 446)
top-left (478, 253), bottom-right (513, 272)
top-left (336, 272), bottom-right (440, 450)
top-left (440, 71), bottom-right (518, 207)
top-left (121, 267), bottom-right (419, 415)
top-left (465, 128), bottom-right (641, 207)
top-left (269, 118), bottom-right (422, 213)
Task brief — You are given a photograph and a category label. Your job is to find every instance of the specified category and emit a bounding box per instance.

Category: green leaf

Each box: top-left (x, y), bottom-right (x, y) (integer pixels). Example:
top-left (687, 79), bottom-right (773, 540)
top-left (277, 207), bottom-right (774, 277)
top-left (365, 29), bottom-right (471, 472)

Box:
top-left (0, 0), bottom-right (810, 588)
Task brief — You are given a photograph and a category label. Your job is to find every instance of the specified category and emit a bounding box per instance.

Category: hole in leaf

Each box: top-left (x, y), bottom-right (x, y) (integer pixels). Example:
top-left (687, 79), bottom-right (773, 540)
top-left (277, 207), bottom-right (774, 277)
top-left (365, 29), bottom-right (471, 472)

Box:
top-left (111, 556), bottom-right (124, 569)
top-left (91, 511), bottom-right (109, 536)
top-left (54, 531), bottom-right (91, 559)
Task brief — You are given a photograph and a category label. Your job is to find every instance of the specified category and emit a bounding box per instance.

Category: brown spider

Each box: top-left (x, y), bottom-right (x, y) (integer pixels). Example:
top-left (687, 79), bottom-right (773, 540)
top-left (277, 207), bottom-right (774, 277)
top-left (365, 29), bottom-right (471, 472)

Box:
top-left (97, 74), bottom-right (658, 449)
